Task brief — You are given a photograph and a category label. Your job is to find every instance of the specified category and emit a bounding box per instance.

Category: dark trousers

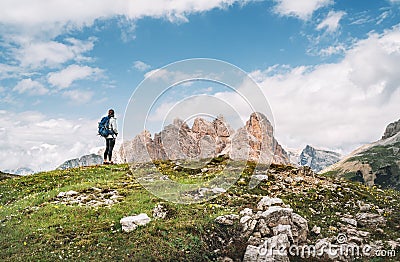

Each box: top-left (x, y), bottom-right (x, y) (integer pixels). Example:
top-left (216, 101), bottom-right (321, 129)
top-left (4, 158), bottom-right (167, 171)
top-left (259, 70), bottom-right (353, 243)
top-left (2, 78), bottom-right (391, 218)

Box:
top-left (104, 138), bottom-right (116, 161)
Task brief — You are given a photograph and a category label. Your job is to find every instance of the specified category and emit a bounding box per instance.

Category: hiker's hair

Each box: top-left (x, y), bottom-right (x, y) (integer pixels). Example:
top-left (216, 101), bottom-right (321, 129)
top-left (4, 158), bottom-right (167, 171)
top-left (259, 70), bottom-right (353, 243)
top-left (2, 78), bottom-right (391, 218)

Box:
top-left (108, 109), bottom-right (115, 117)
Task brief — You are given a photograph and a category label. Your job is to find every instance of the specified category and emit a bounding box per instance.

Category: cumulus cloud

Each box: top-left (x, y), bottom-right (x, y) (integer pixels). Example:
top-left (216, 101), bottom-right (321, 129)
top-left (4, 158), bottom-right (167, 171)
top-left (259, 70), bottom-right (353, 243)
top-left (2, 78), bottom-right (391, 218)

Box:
top-left (133, 60), bottom-right (151, 72)
top-left (251, 26), bottom-right (400, 153)
top-left (317, 44), bottom-right (346, 56)
top-left (14, 37), bottom-right (96, 69)
top-left (273, 0), bottom-right (333, 20)
top-left (13, 78), bottom-right (49, 95)
top-left (317, 10), bottom-right (346, 33)
top-left (0, 63), bottom-right (20, 80)
top-left (0, 0), bottom-right (246, 29)
top-left (63, 89), bottom-right (94, 104)
top-left (0, 110), bottom-right (104, 171)
top-left (48, 64), bottom-right (103, 89)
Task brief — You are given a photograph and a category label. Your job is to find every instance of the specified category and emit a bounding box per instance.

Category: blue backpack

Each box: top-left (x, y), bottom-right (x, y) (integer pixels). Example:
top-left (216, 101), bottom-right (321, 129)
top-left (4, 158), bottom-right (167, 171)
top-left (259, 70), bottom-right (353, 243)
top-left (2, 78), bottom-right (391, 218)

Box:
top-left (98, 116), bottom-right (113, 137)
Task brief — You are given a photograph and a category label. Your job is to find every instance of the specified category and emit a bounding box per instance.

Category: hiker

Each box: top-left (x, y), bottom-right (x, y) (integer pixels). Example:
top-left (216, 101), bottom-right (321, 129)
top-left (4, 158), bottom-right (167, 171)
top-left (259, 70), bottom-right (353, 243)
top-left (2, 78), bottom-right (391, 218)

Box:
top-left (102, 109), bottom-right (118, 164)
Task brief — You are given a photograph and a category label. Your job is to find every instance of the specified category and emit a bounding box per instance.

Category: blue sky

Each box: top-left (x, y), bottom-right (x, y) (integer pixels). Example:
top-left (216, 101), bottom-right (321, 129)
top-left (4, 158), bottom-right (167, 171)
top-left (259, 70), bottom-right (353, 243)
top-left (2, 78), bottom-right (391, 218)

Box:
top-left (1, 0), bottom-right (400, 172)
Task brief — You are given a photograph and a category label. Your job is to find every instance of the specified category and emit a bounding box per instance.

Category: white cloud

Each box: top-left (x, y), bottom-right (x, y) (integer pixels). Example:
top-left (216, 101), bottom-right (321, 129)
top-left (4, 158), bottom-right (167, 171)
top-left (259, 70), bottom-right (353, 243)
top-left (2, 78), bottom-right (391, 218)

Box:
top-left (250, 26), bottom-right (400, 153)
top-left (14, 37), bottom-right (96, 68)
top-left (63, 90), bottom-right (94, 104)
top-left (13, 78), bottom-right (49, 95)
top-left (0, 63), bottom-right (20, 80)
top-left (377, 10), bottom-right (390, 25)
top-left (133, 60), bottom-right (151, 72)
top-left (317, 10), bottom-right (346, 33)
top-left (273, 0), bottom-right (333, 20)
top-left (0, 0), bottom-right (246, 29)
top-left (0, 110), bottom-right (104, 171)
top-left (317, 43), bottom-right (346, 56)
top-left (48, 64), bottom-right (103, 89)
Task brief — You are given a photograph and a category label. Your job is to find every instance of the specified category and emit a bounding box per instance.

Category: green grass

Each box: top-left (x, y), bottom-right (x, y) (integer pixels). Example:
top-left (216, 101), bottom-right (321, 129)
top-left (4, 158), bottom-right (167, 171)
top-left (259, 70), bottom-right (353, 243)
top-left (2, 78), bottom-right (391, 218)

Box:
top-left (1, 162), bottom-right (400, 261)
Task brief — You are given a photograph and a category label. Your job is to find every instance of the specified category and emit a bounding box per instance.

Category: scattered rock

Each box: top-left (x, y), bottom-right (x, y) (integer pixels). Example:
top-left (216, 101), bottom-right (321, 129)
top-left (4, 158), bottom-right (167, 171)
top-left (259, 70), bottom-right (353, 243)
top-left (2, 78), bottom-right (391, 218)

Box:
top-left (272, 225), bottom-right (292, 239)
top-left (54, 188), bottom-right (123, 207)
top-left (311, 225), bottom-right (321, 235)
top-left (284, 177), bottom-right (293, 184)
top-left (240, 208), bottom-right (253, 216)
top-left (260, 206), bottom-right (293, 227)
top-left (256, 219), bottom-right (271, 237)
top-left (215, 214), bottom-right (240, 226)
top-left (216, 257), bottom-right (234, 262)
top-left (359, 203), bottom-right (371, 212)
top-left (234, 197), bottom-right (309, 261)
top-left (240, 215), bottom-right (252, 224)
top-left (355, 212), bottom-right (386, 228)
top-left (252, 174), bottom-right (269, 183)
top-left (57, 190), bottom-right (78, 198)
top-left (153, 204), bottom-right (168, 219)
top-left (243, 234), bottom-right (290, 262)
top-left (340, 217), bottom-right (357, 227)
top-left (257, 196), bottom-right (284, 211)
top-left (387, 240), bottom-right (400, 250)
top-left (120, 213), bottom-right (151, 232)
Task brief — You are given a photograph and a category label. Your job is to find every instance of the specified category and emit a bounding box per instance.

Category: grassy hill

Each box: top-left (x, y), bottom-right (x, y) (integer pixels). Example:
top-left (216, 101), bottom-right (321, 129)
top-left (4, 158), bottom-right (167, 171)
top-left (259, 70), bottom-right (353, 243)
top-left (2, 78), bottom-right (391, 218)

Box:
top-left (0, 171), bottom-right (19, 181)
top-left (1, 162), bottom-right (400, 261)
top-left (323, 138), bottom-right (400, 190)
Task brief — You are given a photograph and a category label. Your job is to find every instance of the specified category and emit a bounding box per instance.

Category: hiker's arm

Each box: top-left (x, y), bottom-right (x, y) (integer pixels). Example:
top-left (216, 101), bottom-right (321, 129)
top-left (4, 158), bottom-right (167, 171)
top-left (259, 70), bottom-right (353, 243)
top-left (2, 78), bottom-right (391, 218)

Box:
top-left (112, 118), bottom-right (118, 135)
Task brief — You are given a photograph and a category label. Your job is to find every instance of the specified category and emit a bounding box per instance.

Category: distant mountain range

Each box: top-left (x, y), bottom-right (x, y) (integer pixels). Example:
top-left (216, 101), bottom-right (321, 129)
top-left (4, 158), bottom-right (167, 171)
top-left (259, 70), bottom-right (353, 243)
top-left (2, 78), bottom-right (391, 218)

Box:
top-left (322, 118), bottom-right (400, 190)
top-left (57, 154), bottom-right (103, 170)
top-left (3, 167), bottom-right (35, 176)
top-left (288, 145), bottom-right (342, 173)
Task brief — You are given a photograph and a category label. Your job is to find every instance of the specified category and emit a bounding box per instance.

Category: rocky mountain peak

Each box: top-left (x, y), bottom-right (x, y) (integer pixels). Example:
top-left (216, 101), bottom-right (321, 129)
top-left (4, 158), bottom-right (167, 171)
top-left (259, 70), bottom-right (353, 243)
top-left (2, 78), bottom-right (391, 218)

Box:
top-left (213, 115), bottom-right (232, 137)
top-left (298, 145), bottom-right (341, 173)
top-left (382, 118), bottom-right (400, 140)
top-left (121, 112), bottom-right (290, 165)
top-left (246, 112), bottom-right (273, 140)
top-left (192, 117), bottom-right (217, 137)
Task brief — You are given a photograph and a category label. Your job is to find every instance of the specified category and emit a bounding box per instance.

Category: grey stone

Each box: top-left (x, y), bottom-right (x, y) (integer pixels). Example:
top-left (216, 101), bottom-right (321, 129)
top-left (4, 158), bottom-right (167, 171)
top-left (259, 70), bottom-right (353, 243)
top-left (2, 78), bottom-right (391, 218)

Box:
top-left (120, 213), bottom-right (151, 232)
top-left (260, 206), bottom-right (293, 227)
top-left (257, 196), bottom-right (284, 211)
top-left (272, 225), bottom-right (292, 238)
top-left (311, 225), bottom-right (321, 235)
top-left (341, 217), bottom-right (357, 227)
top-left (356, 212), bottom-right (386, 227)
top-left (257, 219), bottom-right (271, 237)
top-left (240, 215), bottom-right (252, 224)
top-left (240, 208), bottom-right (253, 216)
top-left (215, 214), bottom-right (240, 226)
top-left (153, 204), bottom-right (168, 219)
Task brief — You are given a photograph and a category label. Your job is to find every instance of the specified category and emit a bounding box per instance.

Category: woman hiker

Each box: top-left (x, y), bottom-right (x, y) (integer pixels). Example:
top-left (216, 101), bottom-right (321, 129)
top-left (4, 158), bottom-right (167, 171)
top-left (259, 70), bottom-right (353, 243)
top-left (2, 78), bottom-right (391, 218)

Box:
top-left (104, 109), bottom-right (118, 164)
